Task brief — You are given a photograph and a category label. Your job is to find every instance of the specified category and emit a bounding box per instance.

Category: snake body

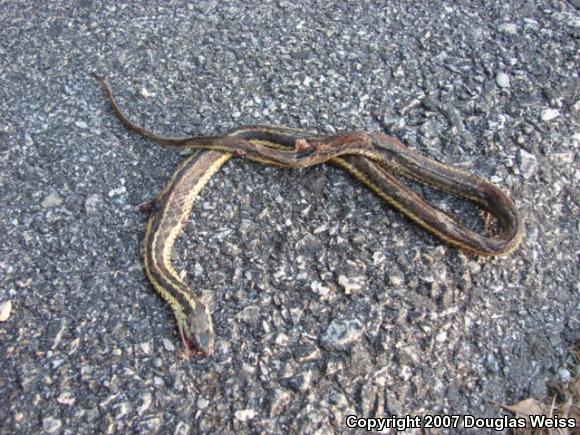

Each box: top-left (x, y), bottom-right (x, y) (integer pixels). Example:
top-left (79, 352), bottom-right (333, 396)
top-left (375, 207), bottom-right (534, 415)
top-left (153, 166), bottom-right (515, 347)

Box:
top-left (95, 76), bottom-right (523, 357)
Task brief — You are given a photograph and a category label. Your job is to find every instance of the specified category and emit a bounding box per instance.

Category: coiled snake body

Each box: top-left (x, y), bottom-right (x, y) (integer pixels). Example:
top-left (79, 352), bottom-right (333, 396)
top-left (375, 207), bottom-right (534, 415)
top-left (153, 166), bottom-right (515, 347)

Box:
top-left (95, 76), bottom-right (523, 357)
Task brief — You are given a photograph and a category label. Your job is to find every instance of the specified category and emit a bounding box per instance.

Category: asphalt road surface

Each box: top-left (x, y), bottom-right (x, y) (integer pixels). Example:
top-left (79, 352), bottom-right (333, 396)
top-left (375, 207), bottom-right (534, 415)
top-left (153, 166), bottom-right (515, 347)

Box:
top-left (0, 1), bottom-right (578, 433)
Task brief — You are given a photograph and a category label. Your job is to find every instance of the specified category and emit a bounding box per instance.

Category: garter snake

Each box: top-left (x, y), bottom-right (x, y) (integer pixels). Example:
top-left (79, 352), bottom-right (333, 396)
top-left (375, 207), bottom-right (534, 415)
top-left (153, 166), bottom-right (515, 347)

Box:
top-left (95, 75), bottom-right (523, 357)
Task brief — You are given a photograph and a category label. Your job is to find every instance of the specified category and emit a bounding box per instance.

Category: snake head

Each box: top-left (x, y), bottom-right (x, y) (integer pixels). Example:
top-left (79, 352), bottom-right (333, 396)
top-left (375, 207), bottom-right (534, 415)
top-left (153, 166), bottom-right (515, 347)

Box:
top-left (178, 302), bottom-right (215, 357)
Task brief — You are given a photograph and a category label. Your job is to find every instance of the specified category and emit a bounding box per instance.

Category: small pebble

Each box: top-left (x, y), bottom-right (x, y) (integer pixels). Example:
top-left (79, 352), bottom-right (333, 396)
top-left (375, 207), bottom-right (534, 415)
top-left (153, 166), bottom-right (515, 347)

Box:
top-left (140, 342), bottom-right (152, 354)
top-left (289, 370), bottom-right (314, 392)
top-left (496, 71), bottom-right (510, 88)
top-left (85, 194), bottom-right (102, 214)
top-left (238, 305), bottom-right (260, 323)
top-left (373, 251), bottom-right (385, 265)
top-left (321, 318), bottom-right (365, 350)
top-left (140, 87), bottom-right (152, 98)
top-left (138, 393), bottom-right (152, 415)
top-left (485, 354), bottom-right (501, 373)
top-left (162, 338), bottom-right (176, 352)
top-left (0, 300), bottom-right (12, 321)
top-left (498, 23), bottom-right (518, 35)
top-left (518, 149), bottom-right (537, 180)
top-left (57, 391), bottom-right (75, 406)
top-left (400, 365), bottom-right (412, 381)
top-left (274, 332), bottom-right (290, 346)
top-left (337, 275), bottom-right (364, 295)
top-left (197, 397), bottom-right (210, 410)
top-left (389, 273), bottom-right (403, 287)
top-left (558, 368), bottom-right (571, 383)
top-left (108, 186), bottom-right (126, 197)
top-left (42, 191), bottom-right (63, 208)
top-left (270, 389), bottom-right (291, 416)
top-left (541, 108), bottom-right (560, 121)
top-left (234, 409), bottom-right (256, 421)
top-left (467, 261), bottom-right (481, 274)
top-left (310, 281), bottom-right (330, 297)
top-left (42, 417), bottom-right (62, 433)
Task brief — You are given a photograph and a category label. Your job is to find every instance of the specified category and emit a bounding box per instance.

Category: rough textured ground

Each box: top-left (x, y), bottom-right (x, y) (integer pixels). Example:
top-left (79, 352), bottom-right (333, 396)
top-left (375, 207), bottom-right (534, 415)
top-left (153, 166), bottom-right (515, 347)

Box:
top-left (0, 1), bottom-right (578, 433)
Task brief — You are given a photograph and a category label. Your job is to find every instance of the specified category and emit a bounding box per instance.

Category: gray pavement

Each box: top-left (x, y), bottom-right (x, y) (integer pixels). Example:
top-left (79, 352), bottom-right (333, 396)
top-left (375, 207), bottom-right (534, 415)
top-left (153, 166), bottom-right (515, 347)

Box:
top-left (0, 1), bottom-right (578, 433)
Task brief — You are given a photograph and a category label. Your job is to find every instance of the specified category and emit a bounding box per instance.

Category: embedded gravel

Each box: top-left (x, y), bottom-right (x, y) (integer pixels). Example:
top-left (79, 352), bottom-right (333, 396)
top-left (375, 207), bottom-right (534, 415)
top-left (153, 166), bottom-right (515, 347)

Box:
top-left (0, 1), bottom-right (578, 434)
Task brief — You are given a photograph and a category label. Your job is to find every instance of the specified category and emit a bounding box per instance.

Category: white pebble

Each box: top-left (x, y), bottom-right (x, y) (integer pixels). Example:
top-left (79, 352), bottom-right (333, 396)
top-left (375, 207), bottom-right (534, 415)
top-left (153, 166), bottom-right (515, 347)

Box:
top-left (0, 300), bottom-right (12, 321)
top-left (42, 191), bottom-right (63, 208)
top-left (496, 72), bottom-right (510, 88)
top-left (541, 108), bottom-right (560, 121)
top-left (234, 409), bottom-right (256, 421)
top-left (140, 87), bottom-right (152, 98)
